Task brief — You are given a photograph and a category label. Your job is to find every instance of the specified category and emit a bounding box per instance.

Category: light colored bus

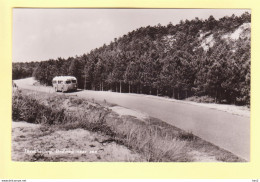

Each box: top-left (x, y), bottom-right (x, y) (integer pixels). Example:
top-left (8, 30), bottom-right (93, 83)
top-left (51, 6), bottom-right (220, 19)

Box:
top-left (52, 76), bottom-right (77, 92)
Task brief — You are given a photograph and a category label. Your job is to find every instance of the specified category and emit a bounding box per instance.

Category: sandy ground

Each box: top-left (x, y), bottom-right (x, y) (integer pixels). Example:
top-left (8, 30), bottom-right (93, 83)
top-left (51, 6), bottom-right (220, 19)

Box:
top-left (12, 121), bottom-right (144, 162)
top-left (109, 106), bottom-right (149, 121)
top-left (222, 23), bottom-right (251, 40)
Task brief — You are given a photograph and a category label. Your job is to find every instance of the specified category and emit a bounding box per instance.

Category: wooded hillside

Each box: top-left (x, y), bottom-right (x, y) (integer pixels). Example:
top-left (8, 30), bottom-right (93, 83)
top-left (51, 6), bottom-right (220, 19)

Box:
top-left (13, 12), bottom-right (251, 105)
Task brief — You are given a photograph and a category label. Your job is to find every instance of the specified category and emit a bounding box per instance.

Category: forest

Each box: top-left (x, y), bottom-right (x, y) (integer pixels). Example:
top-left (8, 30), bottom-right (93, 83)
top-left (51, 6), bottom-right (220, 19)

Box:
top-left (12, 12), bottom-right (251, 105)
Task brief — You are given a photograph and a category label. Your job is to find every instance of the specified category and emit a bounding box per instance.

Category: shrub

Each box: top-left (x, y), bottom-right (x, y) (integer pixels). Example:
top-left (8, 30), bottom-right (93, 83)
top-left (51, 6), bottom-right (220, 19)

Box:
top-left (12, 90), bottom-right (66, 124)
top-left (186, 95), bottom-right (216, 103)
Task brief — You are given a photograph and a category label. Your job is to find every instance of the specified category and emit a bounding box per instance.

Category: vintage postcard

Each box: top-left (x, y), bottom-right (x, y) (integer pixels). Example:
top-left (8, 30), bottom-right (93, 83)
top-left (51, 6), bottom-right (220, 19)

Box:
top-left (0, 0), bottom-right (259, 180)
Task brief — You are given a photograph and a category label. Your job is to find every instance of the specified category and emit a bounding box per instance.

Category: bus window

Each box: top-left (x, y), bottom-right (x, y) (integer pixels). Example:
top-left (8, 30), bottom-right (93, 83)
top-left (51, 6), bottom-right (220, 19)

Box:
top-left (65, 80), bottom-right (71, 84)
top-left (72, 80), bottom-right (77, 83)
top-left (58, 81), bottom-right (63, 84)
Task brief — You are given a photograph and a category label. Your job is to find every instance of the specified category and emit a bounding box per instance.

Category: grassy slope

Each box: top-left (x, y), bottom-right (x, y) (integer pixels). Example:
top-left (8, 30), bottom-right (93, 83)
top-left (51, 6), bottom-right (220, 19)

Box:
top-left (12, 88), bottom-right (245, 162)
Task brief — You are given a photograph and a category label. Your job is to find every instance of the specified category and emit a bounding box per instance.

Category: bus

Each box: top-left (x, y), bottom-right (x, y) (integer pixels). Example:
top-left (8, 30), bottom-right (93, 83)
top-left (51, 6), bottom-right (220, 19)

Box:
top-left (52, 76), bottom-right (77, 92)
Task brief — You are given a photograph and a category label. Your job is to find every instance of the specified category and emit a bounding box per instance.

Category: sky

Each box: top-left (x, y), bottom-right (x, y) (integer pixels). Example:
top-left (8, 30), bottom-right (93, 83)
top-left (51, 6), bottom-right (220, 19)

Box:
top-left (12, 8), bottom-right (250, 62)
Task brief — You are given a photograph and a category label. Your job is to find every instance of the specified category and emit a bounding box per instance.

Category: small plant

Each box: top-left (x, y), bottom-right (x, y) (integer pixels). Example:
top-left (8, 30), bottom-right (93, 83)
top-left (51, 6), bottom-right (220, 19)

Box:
top-left (69, 97), bottom-right (83, 105)
top-left (177, 131), bottom-right (196, 141)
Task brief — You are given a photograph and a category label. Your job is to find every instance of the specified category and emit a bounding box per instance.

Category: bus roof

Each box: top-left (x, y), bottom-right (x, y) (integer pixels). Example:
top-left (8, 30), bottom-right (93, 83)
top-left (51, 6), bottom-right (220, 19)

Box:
top-left (52, 76), bottom-right (77, 81)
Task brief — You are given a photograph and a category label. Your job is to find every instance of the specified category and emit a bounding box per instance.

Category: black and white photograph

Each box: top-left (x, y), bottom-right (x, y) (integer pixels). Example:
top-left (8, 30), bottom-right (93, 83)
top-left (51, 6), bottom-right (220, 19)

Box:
top-left (12, 8), bottom-right (250, 162)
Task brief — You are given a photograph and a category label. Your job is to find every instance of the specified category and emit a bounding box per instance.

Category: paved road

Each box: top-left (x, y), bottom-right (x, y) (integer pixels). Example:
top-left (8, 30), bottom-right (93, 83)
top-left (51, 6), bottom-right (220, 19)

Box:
top-left (14, 79), bottom-right (250, 161)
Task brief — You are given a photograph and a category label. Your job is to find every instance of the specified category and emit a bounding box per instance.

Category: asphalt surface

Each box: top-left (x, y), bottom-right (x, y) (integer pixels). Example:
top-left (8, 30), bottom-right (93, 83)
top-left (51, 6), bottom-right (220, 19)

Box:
top-left (14, 79), bottom-right (250, 161)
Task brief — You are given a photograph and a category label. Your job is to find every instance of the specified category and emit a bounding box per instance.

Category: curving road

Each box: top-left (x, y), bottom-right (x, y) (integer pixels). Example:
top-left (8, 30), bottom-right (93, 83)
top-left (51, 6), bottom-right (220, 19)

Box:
top-left (14, 78), bottom-right (250, 161)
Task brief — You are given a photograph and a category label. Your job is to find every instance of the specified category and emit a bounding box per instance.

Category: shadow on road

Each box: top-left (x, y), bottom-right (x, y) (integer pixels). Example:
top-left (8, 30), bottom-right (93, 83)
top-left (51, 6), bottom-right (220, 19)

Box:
top-left (55, 89), bottom-right (84, 93)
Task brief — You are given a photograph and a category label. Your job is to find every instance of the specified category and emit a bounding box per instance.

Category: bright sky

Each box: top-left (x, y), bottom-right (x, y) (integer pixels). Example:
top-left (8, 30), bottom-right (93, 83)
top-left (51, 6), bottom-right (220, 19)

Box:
top-left (12, 8), bottom-right (249, 62)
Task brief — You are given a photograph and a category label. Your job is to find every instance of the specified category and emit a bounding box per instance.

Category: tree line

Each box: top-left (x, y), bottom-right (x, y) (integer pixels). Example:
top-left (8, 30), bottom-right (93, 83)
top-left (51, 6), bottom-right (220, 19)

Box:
top-left (13, 12), bottom-right (251, 105)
